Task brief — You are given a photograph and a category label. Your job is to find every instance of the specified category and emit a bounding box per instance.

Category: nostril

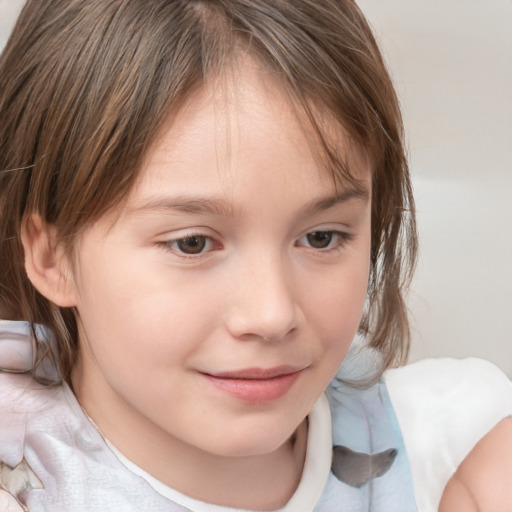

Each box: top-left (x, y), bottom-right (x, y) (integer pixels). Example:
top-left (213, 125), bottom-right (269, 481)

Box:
top-left (261, 326), bottom-right (297, 343)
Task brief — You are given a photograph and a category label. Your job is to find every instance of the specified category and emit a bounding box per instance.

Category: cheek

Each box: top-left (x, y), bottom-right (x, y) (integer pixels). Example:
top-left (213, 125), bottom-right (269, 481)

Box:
top-left (306, 253), bottom-right (370, 358)
top-left (313, 282), bottom-right (366, 350)
top-left (74, 250), bottom-right (223, 366)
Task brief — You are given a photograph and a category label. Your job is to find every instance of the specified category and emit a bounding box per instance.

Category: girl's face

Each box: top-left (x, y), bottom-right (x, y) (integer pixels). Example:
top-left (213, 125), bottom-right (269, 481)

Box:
top-left (69, 64), bottom-right (371, 467)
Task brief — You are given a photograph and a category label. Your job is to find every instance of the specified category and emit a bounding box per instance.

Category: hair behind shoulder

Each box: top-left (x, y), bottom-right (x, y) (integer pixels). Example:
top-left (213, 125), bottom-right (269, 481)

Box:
top-left (0, 0), bottom-right (416, 383)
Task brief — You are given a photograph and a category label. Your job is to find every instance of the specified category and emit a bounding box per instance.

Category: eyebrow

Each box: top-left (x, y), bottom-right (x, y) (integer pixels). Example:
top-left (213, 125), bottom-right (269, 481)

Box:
top-left (130, 197), bottom-right (235, 217)
top-left (129, 186), bottom-right (369, 218)
top-left (300, 186), bottom-right (369, 217)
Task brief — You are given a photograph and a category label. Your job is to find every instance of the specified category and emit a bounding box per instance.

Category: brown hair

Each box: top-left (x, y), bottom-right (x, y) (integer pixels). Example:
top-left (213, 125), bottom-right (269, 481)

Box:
top-left (0, 0), bottom-right (417, 382)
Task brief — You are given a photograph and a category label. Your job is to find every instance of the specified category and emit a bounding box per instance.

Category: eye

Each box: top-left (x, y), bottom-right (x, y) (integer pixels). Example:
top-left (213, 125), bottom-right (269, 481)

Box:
top-left (305, 231), bottom-right (335, 249)
top-left (166, 235), bottom-right (215, 255)
top-left (297, 230), bottom-right (352, 250)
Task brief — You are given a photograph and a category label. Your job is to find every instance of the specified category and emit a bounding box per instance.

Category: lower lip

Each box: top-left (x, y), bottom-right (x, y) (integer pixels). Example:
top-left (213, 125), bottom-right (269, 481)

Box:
top-left (203, 371), bottom-right (301, 404)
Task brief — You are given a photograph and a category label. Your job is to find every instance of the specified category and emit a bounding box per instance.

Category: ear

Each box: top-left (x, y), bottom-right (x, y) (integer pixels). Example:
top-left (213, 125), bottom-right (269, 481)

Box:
top-left (21, 215), bottom-right (78, 307)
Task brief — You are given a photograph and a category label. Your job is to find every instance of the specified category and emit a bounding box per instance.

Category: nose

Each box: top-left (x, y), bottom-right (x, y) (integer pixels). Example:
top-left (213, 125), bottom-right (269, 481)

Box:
top-left (224, 251), bottom-right (301, 342)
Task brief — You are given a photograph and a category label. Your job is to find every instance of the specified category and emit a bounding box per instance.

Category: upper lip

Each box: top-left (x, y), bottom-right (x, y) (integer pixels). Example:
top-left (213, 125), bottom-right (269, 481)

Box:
top-left (203, 365), bottom-right (305, 380)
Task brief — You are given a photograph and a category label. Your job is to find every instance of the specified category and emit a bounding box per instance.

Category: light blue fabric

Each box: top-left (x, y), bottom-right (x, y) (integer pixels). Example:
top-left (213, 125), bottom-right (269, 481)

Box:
top-left (310, 340), bottom-right (417, 511)
top-left (317, 378), bottom-right (417, 511)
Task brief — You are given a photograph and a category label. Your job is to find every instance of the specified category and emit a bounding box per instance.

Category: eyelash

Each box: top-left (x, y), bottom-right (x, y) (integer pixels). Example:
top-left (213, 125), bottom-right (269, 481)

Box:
top-left (160, 229), bottom-right (353, 258)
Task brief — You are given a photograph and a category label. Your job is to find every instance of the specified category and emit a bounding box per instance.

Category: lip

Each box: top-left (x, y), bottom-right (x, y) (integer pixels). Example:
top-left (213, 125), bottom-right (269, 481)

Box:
top-left (201, 366), bottom-right (303, 404)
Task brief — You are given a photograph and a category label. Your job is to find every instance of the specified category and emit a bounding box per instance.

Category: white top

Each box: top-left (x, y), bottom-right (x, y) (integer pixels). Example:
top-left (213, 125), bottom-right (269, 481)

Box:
top-left (386, 357), bottom-right (512, 511)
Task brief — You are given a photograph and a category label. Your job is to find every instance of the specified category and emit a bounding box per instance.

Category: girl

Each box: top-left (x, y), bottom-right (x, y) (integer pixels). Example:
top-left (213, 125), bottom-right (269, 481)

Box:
top-left (0, 1), bottom-right (510, 511)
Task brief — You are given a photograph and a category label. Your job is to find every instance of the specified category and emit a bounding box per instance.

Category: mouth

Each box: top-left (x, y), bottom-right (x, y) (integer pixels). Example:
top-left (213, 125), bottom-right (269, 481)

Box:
top-left (200, 366), bottom-right (304, 404)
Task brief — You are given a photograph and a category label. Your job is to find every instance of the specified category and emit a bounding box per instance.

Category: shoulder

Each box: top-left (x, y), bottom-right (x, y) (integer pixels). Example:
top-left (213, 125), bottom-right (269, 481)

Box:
top-left (383, 358), bottom-right (512, 511)
top-left (0, 321), bottom-right (64, 438)
top-left (385, 356), bottom-right (511, 397)
top-left (0, 321), bottom-right (75, 469)
top-left (439, 417), bottom-right (512, 512)
top-left (0, 371), bottom-right (66, 467)
top-left (385, 357), bottom-right (512, 434)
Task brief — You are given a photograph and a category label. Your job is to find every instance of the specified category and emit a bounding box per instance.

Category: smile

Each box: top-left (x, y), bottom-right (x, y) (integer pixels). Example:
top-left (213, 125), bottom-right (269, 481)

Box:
top-left (201, 366), bottom-right (303, 404)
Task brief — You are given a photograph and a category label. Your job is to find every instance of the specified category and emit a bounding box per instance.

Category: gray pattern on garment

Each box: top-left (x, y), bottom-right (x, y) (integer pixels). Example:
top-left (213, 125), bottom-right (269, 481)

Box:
top-left (331, 445), bottom-right (398, 488)
top-left (0, 458), bottom-right (44, 512)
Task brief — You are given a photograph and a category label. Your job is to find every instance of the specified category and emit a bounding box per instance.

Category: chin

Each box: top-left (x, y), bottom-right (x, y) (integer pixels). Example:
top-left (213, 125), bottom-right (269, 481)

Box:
top-left (200, 420), bottom-right (298, 459)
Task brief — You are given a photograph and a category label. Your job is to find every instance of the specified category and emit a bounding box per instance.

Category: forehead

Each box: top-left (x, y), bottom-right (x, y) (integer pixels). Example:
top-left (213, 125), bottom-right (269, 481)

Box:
top-left (130, 61), bottom-right (370, 207)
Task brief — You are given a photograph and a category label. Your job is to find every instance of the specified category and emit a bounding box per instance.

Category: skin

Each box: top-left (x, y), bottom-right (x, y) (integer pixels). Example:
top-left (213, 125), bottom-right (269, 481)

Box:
top-left (25, 62), bottom-right (372, 509)
top-left (0, 491), bottom-right (22, 512)
top-left (439, 417), bottom-right (512, 512)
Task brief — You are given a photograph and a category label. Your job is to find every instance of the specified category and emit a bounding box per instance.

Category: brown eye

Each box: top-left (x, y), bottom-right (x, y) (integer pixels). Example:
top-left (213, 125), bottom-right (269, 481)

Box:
top-left (175, 236), bottom-right (208, 254)
top-left (306, 231), bottom-right (334, 249)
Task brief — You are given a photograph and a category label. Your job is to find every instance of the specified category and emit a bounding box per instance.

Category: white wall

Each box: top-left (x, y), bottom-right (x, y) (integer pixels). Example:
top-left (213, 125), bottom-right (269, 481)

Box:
top-left (0, 0), bottom-right (23, 50)
top-left (1, 0), bottom-right (511, 375)
top-left (358, 0), bottom-right (512, 375)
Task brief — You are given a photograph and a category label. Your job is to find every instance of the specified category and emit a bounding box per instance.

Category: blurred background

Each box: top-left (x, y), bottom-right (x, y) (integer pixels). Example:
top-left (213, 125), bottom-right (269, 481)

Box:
top-left (1, 0), bottom-right (511, 375)
top-left (357, 0), bottom-right (512, 376)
